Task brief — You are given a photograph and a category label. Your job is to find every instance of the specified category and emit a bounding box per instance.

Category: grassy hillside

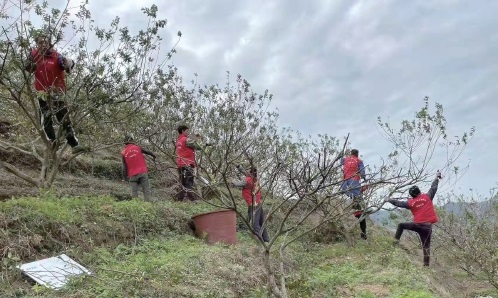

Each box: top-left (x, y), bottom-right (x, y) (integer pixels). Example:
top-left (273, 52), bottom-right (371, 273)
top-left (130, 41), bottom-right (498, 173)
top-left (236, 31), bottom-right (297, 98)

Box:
top-left (1, 193), bottom-right (496, 298)
top-left (0, 151), bottom-right (496, 297)
top-left (0, 150), bottom-right (176, 201)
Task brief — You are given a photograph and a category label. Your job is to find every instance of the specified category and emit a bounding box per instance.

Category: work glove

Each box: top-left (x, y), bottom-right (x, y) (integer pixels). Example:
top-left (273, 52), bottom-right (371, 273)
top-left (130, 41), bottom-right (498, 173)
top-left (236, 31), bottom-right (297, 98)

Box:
top-left (62, 57), bottom-right (74, 73)
top-left (436, 170), bottom-right (442, 180)
top-left (25, 62), bottom-right (37, 72)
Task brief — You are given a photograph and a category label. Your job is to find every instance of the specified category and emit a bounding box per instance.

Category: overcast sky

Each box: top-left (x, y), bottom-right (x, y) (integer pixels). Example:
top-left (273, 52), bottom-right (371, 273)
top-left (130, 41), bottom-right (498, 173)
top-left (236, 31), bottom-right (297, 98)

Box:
top-left (9, 0), bottom-right (498, 196)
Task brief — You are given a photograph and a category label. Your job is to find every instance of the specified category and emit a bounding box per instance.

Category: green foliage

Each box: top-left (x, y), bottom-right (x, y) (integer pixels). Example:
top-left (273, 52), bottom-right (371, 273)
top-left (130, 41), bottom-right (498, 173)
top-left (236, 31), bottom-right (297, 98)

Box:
top-left (376, 96), bottom-right (474, 185)
top-left (19, 235), bottom-right (266, 298)
top-left (391, 291), bottom-right (435, 298)
top-left (0, 193), bottom-right (192, 268)
top-left (1, 194), bottom-right (496, 297)
top-left (285, 236), bottom-right (437, 297)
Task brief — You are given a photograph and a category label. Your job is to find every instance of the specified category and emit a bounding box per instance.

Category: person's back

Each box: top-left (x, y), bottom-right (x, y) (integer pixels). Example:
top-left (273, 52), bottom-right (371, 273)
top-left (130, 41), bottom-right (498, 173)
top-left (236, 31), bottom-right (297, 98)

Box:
top-left (121, 137), bottom-right (155, 202)
top-left (121, 143), bottom-right (148, 177)
top-left (340, 149), bottom-right (366, 196)
top-left (385, 172), bottom-right (442, 266)
top-left (341, 149), bottom-right (368, 239)
top-left (408, 193), bottom-right (438, 224)
top-left (342, 154), bottom-right (364, 181)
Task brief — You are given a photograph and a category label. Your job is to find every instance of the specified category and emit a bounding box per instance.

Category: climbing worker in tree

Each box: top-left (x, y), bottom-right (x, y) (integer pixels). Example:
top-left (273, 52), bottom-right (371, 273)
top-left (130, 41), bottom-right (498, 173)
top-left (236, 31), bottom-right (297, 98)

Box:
top-left (232, 165), bottom-right (270, 243)
top-left (341, 149), bottom-right (368, 239)
top-left (24, 32), bottom-right (88, 154)
top-left (176, 125), bottom-right (210, 202)
top-left (121, 136), bottom-right (156, 202)
top-left (384, 171), bottom-right (442, 266)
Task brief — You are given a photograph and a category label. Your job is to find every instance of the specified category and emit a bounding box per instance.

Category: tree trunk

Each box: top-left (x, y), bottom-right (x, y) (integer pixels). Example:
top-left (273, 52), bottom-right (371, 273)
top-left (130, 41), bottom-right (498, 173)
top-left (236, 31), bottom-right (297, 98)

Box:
top-left (263, 249), bottom-right (285, 298)
top-left (0, 160), bottom-right (41, 187)
top-left (278, 246), bottom-right (288, 298)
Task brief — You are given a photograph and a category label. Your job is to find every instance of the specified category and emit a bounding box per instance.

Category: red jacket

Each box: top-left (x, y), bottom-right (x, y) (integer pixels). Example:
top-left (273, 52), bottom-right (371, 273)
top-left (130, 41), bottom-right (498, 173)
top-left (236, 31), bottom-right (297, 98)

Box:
top-left (176, 134), bottom-right (196, 168)
top-left (342, 155), bottom-right (365, 181)
top-left (121, 144), bottom-right (148, 177)
top-left (31, 49), bottom-right (66, 93)
top-left (242, 176), bottom-right (261, 206)
top-left (408, 194), bottom-right (438, 223)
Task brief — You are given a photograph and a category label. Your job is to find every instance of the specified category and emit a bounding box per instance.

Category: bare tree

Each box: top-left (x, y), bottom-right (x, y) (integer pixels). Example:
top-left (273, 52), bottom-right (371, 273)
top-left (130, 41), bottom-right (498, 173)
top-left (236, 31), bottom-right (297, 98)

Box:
top-left (436, 190), bottom-right (498, 290)
top-left (146, 79), bottom-right (473, 298)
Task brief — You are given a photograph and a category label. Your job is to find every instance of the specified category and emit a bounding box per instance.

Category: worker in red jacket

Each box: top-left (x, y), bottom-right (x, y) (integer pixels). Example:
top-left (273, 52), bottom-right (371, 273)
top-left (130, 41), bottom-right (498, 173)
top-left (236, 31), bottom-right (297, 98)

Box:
top-left (24, 32), bottom-right (87, 154)
top-left (385, 171), bottom-right (442, 266)
top-left (121, 136), bottom-right (156, 201)
top-left (176, 125), bottom-right (206, 201)
top-left (232, 165), bottom-right (270, 243)
top-left (341, 149), bottom-right (368, 239)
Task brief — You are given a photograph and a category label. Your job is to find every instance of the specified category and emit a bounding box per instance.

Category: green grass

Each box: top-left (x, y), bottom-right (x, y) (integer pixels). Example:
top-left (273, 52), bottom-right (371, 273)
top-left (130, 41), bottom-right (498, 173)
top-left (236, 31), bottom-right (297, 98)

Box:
top-left (7, 234), bottom-right (264, 298)
top-left (0, 194), bottom-right (193, 274)
top-left (284, 237), bottom-right (438, 297)
top-left (1, 194), bottom-right (496, 298)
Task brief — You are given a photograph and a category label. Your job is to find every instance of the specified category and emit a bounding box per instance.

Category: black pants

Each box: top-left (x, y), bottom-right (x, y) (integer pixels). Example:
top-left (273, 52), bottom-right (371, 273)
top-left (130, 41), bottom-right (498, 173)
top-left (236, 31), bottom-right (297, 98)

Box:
top-left (395, 222), bottom-right (433, 266)
top-left (352, 196), bottom-right (367, 239)
top-left (38, 97), bottom-right (78, 147)
top-left (248, 205), bottom-right (269, 242)
top-left (178, 166), bottom-right (195, 201)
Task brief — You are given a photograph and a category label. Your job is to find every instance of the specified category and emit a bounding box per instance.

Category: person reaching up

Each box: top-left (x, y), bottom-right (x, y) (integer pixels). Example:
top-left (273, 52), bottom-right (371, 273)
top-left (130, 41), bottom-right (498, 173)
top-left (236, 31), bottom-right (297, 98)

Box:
top-left (384, 171), bottom-right (442, 266)
top-left (24, 32), bottom-right (88, 154)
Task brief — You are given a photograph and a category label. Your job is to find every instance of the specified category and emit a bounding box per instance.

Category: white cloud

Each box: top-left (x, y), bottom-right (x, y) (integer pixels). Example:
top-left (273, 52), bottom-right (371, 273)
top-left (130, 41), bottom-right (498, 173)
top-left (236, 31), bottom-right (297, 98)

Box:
top-left (13, 0), bottom-right (498, 194)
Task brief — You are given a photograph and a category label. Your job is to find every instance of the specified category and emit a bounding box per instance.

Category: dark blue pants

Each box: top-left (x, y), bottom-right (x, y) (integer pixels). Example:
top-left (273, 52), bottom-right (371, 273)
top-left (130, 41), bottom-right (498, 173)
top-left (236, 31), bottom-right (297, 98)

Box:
top-left (248, 205), bottom-right (269, 242)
